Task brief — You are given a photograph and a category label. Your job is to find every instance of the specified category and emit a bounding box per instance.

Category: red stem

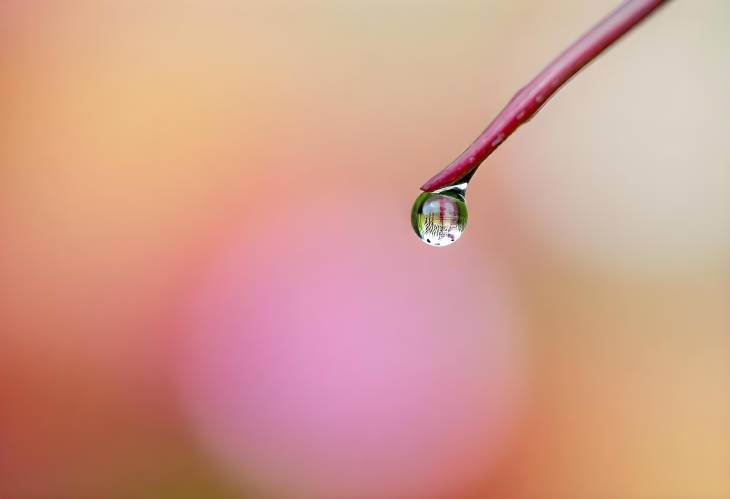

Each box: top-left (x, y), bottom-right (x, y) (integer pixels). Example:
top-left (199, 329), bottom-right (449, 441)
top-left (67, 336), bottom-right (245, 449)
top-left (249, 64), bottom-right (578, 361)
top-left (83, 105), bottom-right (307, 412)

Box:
top-left (421, 0), bottom-right (669, 192)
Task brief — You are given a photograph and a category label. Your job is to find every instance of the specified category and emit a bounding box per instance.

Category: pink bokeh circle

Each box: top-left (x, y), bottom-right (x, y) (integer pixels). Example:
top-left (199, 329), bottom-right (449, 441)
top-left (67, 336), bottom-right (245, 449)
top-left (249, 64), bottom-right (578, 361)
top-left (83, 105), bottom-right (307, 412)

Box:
top-left (178, 194), bottom-right (524, 498)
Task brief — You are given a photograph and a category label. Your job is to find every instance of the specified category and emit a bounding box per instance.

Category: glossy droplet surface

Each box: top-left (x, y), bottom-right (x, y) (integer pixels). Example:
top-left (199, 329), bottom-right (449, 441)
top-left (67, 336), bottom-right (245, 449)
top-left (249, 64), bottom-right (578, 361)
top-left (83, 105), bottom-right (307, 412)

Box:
top-left (411, 184), bottom-right (468, 247)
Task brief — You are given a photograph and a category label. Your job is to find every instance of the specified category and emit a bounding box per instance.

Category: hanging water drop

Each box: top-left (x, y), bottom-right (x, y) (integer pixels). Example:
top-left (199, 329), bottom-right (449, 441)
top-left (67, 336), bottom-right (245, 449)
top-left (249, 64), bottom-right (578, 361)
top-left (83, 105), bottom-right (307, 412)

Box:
top-left (411, 181), bottom-right (469, 247)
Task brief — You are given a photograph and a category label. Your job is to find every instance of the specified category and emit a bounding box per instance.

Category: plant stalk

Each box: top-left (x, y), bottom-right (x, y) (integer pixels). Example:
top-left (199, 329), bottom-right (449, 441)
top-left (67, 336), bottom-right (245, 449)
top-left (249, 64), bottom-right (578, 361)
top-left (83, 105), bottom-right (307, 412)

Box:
top-left (421, 0), bottom-right (669, 192)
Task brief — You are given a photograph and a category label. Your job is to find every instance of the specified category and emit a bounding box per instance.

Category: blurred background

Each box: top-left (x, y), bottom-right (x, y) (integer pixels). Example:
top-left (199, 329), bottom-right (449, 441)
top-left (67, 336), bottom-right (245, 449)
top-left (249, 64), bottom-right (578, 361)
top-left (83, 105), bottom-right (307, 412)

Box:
top-left (1, 1), bottom-right (729, 498)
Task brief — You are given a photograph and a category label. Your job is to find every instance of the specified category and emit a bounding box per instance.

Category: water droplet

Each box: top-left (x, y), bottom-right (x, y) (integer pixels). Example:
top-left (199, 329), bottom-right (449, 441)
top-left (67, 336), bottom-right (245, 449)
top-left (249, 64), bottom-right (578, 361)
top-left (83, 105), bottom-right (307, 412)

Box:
top-left (411, 181), bottom-right (469, 247)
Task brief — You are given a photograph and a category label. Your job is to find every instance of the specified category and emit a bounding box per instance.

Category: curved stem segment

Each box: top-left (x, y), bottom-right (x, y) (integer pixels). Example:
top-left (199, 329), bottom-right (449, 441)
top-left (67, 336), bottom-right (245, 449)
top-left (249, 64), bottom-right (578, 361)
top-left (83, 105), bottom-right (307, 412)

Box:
top-left (421, 0), bottom-right (669, 192)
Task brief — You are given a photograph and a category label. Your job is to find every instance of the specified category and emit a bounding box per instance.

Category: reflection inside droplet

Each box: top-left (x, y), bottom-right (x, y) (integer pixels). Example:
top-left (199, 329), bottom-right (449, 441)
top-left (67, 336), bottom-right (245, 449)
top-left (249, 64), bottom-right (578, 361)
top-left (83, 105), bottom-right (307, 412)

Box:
top-left (411, 183), bottom-right (468, 247)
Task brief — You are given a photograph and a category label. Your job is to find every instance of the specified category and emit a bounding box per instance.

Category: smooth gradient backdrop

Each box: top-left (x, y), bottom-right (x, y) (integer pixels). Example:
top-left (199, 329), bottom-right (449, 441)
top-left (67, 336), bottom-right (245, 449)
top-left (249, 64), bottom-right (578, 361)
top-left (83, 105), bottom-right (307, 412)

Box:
top-left (1, 1), bottom-right (728, 498)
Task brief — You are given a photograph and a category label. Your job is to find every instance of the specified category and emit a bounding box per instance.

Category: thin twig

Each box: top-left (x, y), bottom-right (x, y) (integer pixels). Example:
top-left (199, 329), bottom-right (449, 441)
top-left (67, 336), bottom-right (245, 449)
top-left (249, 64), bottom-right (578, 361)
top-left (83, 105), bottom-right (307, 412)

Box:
top-left (421, 0), bottom-right (669, 192)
